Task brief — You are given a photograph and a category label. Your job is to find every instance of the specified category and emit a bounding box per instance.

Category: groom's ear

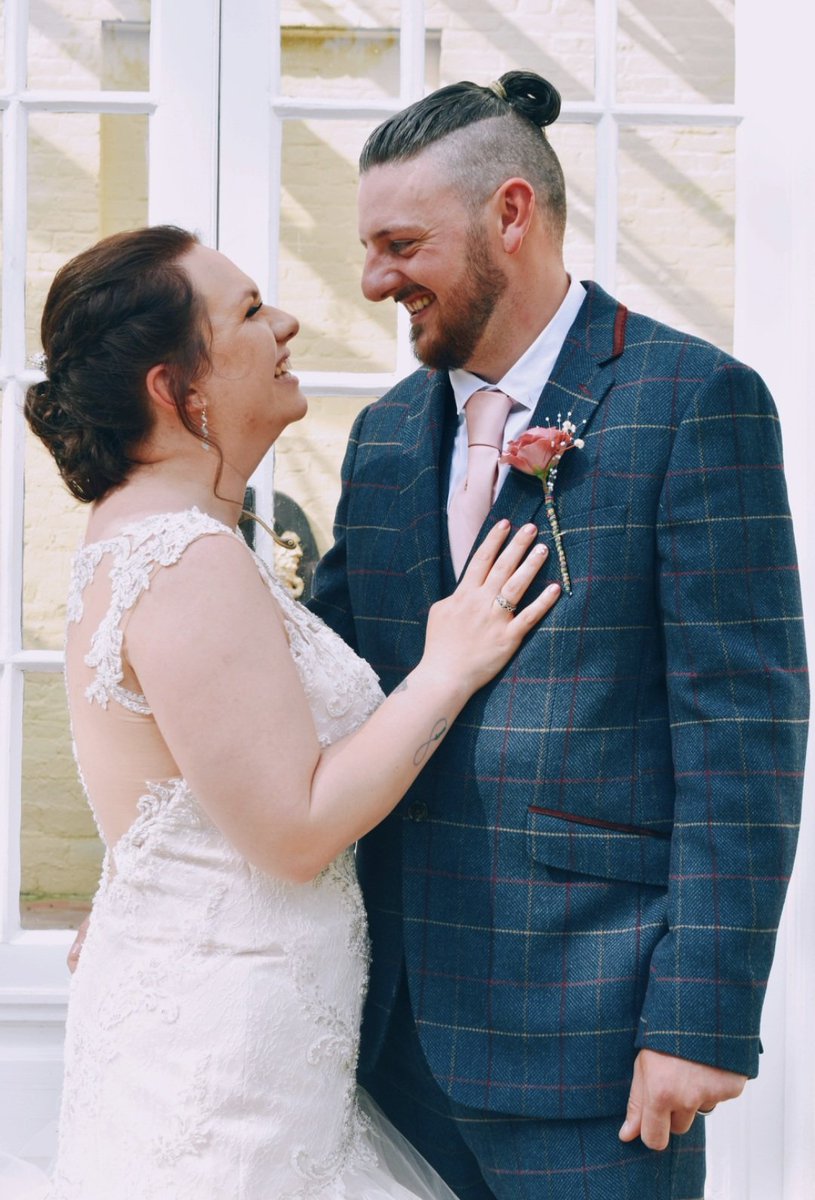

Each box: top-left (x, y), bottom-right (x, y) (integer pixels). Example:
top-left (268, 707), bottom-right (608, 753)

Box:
top-left (493, 177), bottom-right (536, 255)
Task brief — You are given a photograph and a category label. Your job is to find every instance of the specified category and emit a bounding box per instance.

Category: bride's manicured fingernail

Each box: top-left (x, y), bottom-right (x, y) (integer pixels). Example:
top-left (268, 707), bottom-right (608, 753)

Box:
top-left (523, 523), bottom-right (537, 535)
top-left (533, 544), bottom-right (548, 556)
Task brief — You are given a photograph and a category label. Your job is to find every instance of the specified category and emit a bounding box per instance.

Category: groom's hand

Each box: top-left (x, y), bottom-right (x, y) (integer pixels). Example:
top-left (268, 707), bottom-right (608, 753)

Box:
top-left (619, 1048), bottom-right (747, 1150)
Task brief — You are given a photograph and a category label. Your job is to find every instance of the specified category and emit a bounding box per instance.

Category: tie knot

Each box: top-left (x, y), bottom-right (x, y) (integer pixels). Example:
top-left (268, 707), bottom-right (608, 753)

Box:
top-left (464, 389), bottom-right (512, 451)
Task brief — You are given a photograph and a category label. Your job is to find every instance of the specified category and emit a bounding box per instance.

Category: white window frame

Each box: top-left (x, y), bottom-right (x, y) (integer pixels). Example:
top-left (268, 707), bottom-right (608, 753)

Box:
top-left (0, 0), bottom-right (220, 1042)
top-left (710, 4), bottom-right (814, 1199)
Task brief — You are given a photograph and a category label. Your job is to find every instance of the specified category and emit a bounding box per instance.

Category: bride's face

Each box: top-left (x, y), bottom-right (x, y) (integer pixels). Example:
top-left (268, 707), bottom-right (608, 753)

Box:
top-left (181, 244), bottom-right (307, 458)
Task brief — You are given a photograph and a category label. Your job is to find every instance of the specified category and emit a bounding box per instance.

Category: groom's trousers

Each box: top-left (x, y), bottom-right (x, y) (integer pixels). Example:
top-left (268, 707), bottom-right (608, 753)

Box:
top-left (359, 975), bottom-right (706, 1200)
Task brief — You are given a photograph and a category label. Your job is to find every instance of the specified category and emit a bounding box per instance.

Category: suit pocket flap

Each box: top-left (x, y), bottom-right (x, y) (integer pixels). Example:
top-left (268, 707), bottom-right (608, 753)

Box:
top-left (557, 502), bottom-right (630, 537)
top-left (527, 806), bottom-right (670, 886)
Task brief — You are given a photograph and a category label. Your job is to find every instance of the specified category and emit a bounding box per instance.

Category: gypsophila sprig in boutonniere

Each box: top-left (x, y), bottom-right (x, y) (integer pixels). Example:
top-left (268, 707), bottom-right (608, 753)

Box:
top-left (499, 415), bottom-right (584, 594)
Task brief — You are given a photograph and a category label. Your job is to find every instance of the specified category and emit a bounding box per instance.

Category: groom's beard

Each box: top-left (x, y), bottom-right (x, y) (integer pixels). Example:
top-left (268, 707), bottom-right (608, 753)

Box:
top-left (410, 223), bottom-right (508, 371)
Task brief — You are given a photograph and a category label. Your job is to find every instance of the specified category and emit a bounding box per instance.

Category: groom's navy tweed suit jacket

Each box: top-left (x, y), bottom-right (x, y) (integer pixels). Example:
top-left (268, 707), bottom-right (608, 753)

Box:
top-left (309, 283), bottom-right (808, 1120)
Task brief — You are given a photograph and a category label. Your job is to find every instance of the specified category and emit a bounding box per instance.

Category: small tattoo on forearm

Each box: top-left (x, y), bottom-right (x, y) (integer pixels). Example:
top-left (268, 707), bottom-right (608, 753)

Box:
top-left (413, 717), bottom-right (448, 766)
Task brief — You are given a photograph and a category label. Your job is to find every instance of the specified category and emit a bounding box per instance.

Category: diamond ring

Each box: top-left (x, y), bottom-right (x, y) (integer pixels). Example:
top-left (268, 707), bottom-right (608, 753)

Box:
top-left (494, 594), bottom-right (517, 614)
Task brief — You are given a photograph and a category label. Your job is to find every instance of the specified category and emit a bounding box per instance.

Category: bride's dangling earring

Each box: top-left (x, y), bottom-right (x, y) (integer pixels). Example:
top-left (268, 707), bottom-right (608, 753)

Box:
top-left (201, 402), bottom-right (210, 452)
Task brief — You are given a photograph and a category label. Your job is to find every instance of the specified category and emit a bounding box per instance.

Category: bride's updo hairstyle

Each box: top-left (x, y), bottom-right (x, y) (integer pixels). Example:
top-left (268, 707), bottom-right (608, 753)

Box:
top-left (359, 69), bottom-right (566, 243)
top-left (25, 224), bottom-right (211, 503)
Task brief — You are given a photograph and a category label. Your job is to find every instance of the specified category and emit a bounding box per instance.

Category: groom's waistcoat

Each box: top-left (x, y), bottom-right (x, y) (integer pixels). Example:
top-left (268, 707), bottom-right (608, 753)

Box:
top-left (309, 283), bottom-right (808, 1119)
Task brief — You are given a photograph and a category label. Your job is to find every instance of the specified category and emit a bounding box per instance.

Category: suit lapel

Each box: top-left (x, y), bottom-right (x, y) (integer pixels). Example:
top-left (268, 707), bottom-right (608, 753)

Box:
top-left (396, 283), bottom-right (629, 590)
top-left (491, 282), bottom-right (629, 533)
top-left (397, 368), bottom-right (454, 610)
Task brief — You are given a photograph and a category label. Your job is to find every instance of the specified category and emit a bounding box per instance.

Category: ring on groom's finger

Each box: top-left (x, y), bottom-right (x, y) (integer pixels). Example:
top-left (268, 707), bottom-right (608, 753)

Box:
top-left (494, 594), bottom-right (517, 614)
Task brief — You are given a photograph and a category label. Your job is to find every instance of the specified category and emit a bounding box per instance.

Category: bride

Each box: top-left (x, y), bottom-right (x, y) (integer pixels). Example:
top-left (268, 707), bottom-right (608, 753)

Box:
top-left (9, 226), bottom-right (560, 1198)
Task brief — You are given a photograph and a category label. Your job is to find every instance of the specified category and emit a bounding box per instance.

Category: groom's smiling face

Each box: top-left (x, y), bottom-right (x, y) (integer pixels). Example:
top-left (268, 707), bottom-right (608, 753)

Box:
top-left (358, 156), bottom-right (508, 372)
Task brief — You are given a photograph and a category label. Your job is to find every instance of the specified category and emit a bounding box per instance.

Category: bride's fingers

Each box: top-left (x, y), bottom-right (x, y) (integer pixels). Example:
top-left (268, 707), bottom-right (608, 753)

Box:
top-left (467, 522), bottom-right (540, 589)
top-left (494, 541), bottom-right (550, 606)
top-left (462, 520), bottom-right (513, 585)
top-left (485, 531), bottom-right (552, 606)
top-left (509, 580), bottom-right (562, 635)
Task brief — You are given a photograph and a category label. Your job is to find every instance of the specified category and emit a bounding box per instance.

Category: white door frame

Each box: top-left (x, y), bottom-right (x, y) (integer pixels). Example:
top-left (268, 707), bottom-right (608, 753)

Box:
top-left (705, 3), bottom-right (815, 1198)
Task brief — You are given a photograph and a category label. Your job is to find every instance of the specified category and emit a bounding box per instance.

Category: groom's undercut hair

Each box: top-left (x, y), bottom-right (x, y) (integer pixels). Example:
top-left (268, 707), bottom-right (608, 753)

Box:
top-left (359, 70), bottom-right (568, 245)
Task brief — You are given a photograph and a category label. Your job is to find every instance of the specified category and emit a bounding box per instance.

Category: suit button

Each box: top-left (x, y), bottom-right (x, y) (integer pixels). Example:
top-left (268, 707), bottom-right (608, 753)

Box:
top-left (408, 802), bottom-right (429, 822)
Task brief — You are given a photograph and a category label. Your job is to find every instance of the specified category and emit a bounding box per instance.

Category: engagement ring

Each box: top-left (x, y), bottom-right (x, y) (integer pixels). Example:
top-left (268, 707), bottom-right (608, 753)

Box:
top-left (494, 594), bottom-right (517, 614)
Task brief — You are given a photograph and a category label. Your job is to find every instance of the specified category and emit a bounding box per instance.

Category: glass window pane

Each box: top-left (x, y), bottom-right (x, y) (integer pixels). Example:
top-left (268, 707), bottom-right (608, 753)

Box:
top-left (617, 124), bottom-right (735, 350)
top-left (274, 395), bottom-right (371, 588)
top-left (28, 0), bottom-right (151, 91)
top-left (23, 426), bottom-right (85, 651)
top-left (27, 111), bottom-right (148, 357)
top-left (549, 122), bottom-right (596, 284)
top-left (617, 0), bottom-right (735, 105)
top-left (281, 2), bottom-right (402, 98)
top-left (428, 0), bottom-right (595, 102)
top-left (20, 673), bottom-right (102, 931)
top-left (279, 119), bottom-right (396, 373)
top-left (281, 1), bottom-right (595, 102)
top-left (282, 27), bottom-right (403, 101)
top-left (281, 0), bottom-right (400, 27)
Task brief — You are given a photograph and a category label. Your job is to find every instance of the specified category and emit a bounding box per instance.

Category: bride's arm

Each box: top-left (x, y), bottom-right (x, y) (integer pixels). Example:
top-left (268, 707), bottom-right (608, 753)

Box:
top-left (126, 522), bottom-right (558, 882)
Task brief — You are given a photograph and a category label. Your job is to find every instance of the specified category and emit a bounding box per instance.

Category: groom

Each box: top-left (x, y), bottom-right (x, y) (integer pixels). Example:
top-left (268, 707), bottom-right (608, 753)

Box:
top-left (309, 72), bottom-right (808, 1199)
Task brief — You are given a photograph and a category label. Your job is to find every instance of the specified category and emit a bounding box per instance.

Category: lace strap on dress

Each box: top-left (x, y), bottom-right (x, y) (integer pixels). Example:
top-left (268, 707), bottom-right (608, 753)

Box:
top-left (71, 509), bottom-right (244, 714)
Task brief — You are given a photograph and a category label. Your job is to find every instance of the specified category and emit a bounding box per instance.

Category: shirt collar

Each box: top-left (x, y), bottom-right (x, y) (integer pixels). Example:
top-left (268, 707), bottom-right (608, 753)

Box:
top-left (449, 275), bottom-right (586, 414)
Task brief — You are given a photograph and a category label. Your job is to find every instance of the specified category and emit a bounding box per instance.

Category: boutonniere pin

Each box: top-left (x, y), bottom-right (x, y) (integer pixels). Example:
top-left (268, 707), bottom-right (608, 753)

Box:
top-left (499, 415), bottom-right (584, 595)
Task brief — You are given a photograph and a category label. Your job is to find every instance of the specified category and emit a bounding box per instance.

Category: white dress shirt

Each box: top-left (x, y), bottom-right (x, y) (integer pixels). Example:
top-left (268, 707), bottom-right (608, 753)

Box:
top-left (446, 275), bottom-right (586, 509)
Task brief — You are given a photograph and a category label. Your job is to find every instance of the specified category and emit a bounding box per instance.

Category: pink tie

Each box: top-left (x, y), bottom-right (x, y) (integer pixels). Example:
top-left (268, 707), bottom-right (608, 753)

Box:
top-left (448, 389), bottom-right (512, 578)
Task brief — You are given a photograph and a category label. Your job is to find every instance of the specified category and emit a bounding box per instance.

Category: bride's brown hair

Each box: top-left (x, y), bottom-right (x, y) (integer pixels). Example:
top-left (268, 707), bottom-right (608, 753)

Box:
top-left (25, 225), bottom-right (212, 502)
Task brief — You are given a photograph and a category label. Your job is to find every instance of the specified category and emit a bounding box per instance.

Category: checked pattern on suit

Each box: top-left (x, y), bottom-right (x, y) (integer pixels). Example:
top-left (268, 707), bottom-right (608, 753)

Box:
top-left (309, 281), bottom-right (808, 1122)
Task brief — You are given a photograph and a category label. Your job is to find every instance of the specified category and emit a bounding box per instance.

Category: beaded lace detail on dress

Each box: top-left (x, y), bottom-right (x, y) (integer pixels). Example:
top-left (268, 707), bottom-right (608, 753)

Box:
top-left (44, 508), bottom-right (426, 1200)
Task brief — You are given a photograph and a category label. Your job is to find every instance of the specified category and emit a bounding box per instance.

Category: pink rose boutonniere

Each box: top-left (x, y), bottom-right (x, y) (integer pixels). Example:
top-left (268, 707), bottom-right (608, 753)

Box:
top-left (499, 416), bottom-right (584, 594)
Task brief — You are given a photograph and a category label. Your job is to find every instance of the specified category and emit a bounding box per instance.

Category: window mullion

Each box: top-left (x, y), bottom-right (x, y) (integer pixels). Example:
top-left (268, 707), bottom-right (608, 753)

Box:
top-left (0, 1), bottom-right (31, 944)
top-left (594, 0), bottom-right (618, 293)
top-left (399, 0), bottom-right (425, 104)
top-left (394, 0), bottom-right (426, 378)
top-left (0, 661), bottom-right (24, 942)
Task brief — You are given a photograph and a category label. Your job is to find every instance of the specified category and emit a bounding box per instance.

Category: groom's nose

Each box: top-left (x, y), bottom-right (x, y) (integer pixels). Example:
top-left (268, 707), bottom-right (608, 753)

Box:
top-left (360, 247), bottom-right (400, 303)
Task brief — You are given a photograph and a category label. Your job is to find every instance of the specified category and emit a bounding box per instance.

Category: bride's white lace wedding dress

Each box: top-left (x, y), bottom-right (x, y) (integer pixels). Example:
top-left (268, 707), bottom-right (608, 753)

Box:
top-left (5, 509), bottom-right (455, 1200)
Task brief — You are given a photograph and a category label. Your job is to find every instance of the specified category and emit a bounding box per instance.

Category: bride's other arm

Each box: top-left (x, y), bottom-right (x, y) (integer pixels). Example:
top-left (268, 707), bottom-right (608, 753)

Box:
top-left (127, 521), bottom-right (558, 883)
